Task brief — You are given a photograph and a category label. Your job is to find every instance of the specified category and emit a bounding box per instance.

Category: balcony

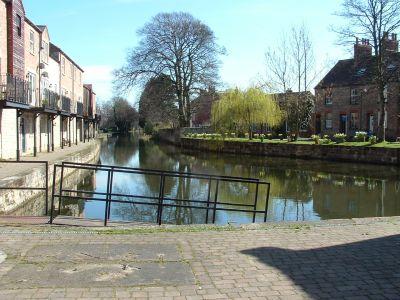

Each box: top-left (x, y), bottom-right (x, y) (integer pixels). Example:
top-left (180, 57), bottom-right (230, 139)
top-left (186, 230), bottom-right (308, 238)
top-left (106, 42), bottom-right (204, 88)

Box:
top-left (41, 89), bottom-right (60, 111)
top-left (0, 74), bottom-right (31, 108)
top-left (77, 102), bottom-right (83, 116)
top-left (61, 96), bottom-right (71, 113)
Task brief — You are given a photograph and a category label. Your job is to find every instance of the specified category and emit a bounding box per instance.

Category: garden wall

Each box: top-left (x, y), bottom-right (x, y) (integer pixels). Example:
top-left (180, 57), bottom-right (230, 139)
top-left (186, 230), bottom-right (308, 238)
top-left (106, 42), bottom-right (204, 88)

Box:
top-left (180, 138), bottom-right (400, 166)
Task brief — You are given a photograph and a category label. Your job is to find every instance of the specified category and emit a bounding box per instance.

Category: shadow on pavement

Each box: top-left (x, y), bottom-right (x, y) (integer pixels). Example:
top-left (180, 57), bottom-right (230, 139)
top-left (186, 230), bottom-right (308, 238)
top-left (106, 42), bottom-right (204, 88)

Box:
top-left (241, 235), bottom-right (400, 299)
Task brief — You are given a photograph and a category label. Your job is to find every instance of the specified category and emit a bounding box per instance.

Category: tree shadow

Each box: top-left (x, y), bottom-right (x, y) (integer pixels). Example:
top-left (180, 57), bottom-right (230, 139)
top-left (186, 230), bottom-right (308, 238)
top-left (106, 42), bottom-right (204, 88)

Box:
top-left (241, 235), bottom-right (400, 299)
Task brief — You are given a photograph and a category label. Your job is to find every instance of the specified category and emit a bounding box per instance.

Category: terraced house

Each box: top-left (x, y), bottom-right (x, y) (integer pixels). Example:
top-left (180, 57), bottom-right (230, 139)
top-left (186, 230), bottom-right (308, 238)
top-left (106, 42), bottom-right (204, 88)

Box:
top-left (315, 34), bottom-right (400, 140)
top-left (0, 0), bottom-right (99, 160)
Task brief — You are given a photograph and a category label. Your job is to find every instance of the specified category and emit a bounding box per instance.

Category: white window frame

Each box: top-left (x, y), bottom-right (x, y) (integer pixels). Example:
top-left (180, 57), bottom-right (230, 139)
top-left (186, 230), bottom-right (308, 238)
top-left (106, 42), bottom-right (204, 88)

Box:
top-left (41, 41), bottom-right (49, 64)
top-left (350, 89), bottom-right (359, 104)
top-left (29, 30), bottom-right (35, 54)
top-left (325, 113), bottom-right (333, 129)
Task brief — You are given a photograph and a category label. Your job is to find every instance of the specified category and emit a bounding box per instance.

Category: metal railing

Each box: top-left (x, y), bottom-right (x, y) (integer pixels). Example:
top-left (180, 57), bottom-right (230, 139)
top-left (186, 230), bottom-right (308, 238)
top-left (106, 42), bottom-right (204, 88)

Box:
top-left (42, 89), bottom-right (60, 110)
top-left (61, 96), bottom-right (71, 113)
top-left (0, 161), bottom-right (49, 214)
top-left (0, 74), bottom-right (31, 105)
top-left (49, 162), bottom-right (271, 226)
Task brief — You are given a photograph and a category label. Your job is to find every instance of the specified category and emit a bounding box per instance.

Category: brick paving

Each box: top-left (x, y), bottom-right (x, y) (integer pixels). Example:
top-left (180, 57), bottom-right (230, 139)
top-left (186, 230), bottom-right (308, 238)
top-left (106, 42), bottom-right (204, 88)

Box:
top-left (0, 218), bottom-right (399, 299)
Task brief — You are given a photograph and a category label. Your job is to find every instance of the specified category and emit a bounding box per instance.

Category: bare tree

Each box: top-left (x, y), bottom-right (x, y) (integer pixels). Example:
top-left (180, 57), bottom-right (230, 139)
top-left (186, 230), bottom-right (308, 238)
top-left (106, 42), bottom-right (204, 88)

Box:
top-left (264, 24), bottom-right (317, 138)
top-left (114, 12), bottom-right (225, 128)
top-left (264, 33), bottom-right (293, 93)
top-left (335, 0), bottom-right (400, 141)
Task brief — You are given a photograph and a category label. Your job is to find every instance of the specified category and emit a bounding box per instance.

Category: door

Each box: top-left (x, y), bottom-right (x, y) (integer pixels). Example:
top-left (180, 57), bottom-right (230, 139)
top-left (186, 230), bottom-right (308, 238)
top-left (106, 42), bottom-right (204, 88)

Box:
top-left (315, 115), bottom-right (321, 135)
top-left (339, 115), bottom-right (347, 134)
top-left (21, 118), bottom-right (26, 153)
top-left (368, 114), bottom-right (374, 134)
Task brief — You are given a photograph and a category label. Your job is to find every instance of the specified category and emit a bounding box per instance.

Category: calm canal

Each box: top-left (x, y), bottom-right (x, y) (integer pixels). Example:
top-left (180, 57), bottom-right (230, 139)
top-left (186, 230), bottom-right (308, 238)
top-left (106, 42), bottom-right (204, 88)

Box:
top-left (61, 134), bottom-right (400, 225)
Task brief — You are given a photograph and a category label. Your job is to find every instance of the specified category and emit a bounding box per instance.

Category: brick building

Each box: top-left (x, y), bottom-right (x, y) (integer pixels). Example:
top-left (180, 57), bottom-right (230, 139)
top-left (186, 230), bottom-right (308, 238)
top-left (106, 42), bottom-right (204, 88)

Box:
top-left (0, 0), bottom-right (99, 160)
top-left (315, 34), bottom-right (400, 140)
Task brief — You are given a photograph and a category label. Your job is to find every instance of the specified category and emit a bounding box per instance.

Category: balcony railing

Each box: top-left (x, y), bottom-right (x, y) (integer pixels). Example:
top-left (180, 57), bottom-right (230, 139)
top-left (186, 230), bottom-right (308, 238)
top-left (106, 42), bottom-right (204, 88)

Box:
top-left (42, 89), bottom-right (60, 110)
top-left (0, 74), bottom-right (31, 105)
top-left (61, 96), bottom-right (71, 113)
top-left (77, 102), bottom-right (83, 116)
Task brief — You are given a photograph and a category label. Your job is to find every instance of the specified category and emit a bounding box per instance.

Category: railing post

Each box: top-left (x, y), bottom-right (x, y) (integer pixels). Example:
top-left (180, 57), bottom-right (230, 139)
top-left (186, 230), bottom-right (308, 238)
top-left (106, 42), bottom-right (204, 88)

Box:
top-left (253, 182), bottom-right (259, 223)
top-left (49, 165), bottom-right (57, 224)
top-left (205, 178), bottom-right (212, 224)
top-left (157, 174), bottom-right (165, 225)
top-left (107, 167), bottom-right (114, 220)
top-left (264, 183), bottom-right (271, 223)
top-left (104, 170), bottom-right (111, 226)
top-left (212, 180), bottom-right (220, 224)
top-left (45, 162), bottom-right (49, 215)
top-left (57, 164), bottom-right (65, 215)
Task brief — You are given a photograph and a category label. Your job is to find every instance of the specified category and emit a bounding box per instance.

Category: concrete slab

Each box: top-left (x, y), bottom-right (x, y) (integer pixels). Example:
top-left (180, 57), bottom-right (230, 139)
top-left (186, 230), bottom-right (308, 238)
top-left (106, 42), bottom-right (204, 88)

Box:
top-left (26, 243), bottom-right (181, 262)
top-left (0, 262), bottom-right (194, 288)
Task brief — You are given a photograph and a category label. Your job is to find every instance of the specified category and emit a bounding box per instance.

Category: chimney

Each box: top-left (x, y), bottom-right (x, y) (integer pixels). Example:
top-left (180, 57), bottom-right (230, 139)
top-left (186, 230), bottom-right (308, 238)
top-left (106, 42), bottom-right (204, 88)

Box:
top-left (354, 38), bottom-right (372, 65)
top-left (382, 32), bottom-right (399, 53)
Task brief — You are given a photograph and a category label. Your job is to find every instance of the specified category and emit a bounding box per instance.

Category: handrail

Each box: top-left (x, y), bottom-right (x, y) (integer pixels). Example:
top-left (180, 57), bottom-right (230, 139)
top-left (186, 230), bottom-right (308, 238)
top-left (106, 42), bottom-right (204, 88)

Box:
top-left (50, 162), bottom-right (271, 226)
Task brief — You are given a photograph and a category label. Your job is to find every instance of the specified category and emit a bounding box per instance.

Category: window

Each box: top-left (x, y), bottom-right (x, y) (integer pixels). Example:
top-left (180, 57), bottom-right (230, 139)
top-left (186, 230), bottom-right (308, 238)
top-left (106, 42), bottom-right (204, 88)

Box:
top-left (325, 95), bottom-right (332, 105)
top-left (29, 30), bottom-right (35, 53)
top-left (350, 89), bottom-right (359, 105)
top-left (350, 112), bottom-right (359, 129)
top-left (41, 41), bottom-right (49, 64)
top-left (27, 72), bottom-right (36, 104)
top-left (16, 15), bottom-right (22, 37)
top-left (61, 57), bottom-right (66, 75)
top-left (383, 85), bottom-right (388, 103)
top-left (325, 113), bottom-right (333, 129)
top-left (70, 63), bottom-right (74, 79)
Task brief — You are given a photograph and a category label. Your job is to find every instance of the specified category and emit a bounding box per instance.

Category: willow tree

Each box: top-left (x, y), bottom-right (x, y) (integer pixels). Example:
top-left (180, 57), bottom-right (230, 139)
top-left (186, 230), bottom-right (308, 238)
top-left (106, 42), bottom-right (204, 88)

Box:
top-left (212, 88), bottom-right (282, 138)
top-left (114, 12), bottom-right (225, 128)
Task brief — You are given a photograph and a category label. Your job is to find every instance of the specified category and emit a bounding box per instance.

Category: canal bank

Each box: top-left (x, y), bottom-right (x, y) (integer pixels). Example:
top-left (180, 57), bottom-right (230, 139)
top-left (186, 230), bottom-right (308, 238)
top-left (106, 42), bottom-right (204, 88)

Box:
top-left (156, 129), bottom-right (400, 166)
top-left (0, 137), bottom-right (103, 215)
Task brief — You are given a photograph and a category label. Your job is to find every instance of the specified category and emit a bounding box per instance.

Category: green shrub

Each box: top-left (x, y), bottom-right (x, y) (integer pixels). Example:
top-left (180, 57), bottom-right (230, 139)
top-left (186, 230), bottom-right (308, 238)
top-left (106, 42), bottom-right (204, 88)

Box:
top-left (193, 133), bottom-right (198, 138)
top-left (260, 134), bottom-right (265, 142)
top-left (333, 133), bottom-right (346, 144)
top-left (202, 133), bottom-right (207, 139)
top-left (311, 135), bottom-right (320, 145)
top-left (355, 131), bottom-right (367, 142)
top-left (369, 135), bottom-right (377, 145)
top-left (321, 135), bottom-right (332, 145)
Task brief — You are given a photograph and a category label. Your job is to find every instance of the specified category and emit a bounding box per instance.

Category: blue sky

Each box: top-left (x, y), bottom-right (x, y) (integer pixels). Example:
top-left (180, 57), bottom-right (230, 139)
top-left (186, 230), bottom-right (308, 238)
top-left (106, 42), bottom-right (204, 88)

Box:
top-left (24, 0), bottom-right (348, 104)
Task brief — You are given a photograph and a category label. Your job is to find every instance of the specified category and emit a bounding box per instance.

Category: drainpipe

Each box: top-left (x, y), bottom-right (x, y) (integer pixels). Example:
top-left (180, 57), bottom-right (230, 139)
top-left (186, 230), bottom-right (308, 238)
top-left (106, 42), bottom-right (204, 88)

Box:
top-left (75, 119), bottom-right (78, 145)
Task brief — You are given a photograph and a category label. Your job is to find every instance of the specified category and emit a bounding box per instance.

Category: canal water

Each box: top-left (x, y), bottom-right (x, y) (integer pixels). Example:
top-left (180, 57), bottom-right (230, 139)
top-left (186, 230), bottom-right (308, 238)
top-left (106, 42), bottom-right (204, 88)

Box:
top-left (60, 134), bottom-right (400, 225)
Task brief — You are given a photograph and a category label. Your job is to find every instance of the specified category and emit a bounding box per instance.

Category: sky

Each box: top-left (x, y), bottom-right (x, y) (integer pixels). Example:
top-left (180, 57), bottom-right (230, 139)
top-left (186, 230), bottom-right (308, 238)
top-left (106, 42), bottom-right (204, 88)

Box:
top-left (24, 0), bottom-right (349, 104)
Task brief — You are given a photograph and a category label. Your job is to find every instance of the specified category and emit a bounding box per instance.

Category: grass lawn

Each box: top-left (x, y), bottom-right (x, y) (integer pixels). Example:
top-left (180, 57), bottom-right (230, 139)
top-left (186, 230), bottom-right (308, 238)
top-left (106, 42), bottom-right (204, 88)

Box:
top-left (185, 137), bottom-right (400, 149)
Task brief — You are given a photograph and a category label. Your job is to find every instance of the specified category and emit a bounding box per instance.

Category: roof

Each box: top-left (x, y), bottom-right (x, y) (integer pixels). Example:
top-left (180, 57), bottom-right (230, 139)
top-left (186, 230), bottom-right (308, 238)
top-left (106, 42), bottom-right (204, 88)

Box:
top-left (316, 53), bottom-right (400, 89)
top-left (24, 17), bottom-right (41, 33)
top-left (271, 91), bottom-right (315, 103)
top-left (50, 43), bottom-right (84, 72)
top-left (36, 25), bottom-right (47, 33)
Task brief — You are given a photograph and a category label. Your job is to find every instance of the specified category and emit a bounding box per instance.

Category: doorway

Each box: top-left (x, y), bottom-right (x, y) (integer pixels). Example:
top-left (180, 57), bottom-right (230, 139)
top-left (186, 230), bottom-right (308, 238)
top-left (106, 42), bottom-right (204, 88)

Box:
top-left (339, 114), bottom-right (347, 134)
top-left (315, 115), bottom-right (321, 135)
top-left (368, 114), bottom-right (374, 134)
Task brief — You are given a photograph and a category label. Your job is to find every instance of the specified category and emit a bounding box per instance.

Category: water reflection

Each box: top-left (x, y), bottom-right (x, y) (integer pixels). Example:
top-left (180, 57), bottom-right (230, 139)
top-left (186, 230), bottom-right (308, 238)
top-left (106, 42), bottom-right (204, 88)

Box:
top-left (62, 134), bottom-right (400, 225)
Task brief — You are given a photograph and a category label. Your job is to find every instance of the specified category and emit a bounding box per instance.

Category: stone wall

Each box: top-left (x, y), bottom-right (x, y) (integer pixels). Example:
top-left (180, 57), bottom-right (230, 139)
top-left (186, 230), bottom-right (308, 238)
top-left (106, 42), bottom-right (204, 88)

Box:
top-left (180, 138), bottom-right (400, 166)
top-left (0, 139), bottom-right (101, 214)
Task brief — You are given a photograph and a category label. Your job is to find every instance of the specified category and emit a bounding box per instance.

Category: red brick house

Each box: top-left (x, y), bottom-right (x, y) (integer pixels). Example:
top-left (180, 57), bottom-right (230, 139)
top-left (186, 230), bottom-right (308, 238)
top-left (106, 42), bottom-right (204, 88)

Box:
top-left (315, 34), bottom-right (400, 140)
